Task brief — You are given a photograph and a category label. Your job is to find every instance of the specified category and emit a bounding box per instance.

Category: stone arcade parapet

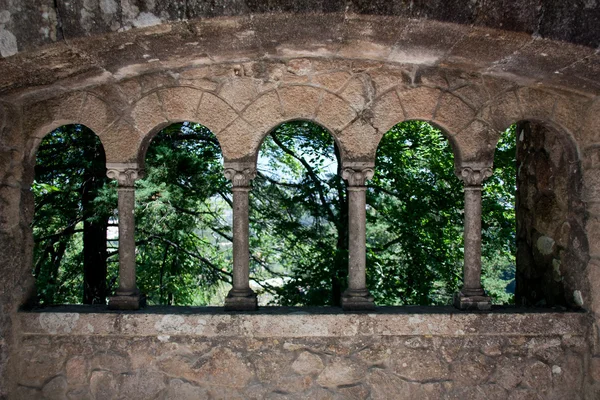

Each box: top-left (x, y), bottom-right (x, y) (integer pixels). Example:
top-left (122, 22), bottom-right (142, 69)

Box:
top-left (1, 6), bottom-right (599, 399)
top-left (14, 308), bottom-right (591, 399)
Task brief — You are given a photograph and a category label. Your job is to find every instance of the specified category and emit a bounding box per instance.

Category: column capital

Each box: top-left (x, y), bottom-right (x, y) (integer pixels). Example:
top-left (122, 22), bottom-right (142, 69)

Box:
top-left (456, 166), bottom-right (493, 187)
top-left (106, 163), bottom-right (144, 187)
top-left (342, 167), bottom-right (374, 187)
top-left (223, 163), bottom-right (256, 188)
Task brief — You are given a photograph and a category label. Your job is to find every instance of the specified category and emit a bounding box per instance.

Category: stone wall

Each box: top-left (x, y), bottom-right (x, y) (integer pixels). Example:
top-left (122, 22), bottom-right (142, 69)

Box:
top-left (515, 121), bottom-right (588, 308)
top-left (0, 8), bottom-right (599, 400)
top-left (0, 0), bottom-right (598, 58)
top-left (13, 308), bottom-right (592, 400)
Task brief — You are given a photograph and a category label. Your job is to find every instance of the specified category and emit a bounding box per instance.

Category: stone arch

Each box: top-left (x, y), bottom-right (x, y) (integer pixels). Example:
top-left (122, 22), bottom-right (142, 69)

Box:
top-left (132, 87), bottom-right (243, 165)
top-left (251, 118), bottom-right (347, 171)
top-left (242, 86), bottom-right (356, 166)
top-left (370, 86), bottom-right (467, 167)
top-left (23, 92), bottom-right (118, 171)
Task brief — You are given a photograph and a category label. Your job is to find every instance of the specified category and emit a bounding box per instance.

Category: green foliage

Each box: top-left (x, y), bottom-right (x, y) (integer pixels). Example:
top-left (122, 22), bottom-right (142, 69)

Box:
top-left (482, 125), bottom-right (517, 304)
top-left (134, 123), bottom-right (232, 305)
top-left (33, 124), bottom-right (114, 304)
top-left (367, 121), bottom-right (465, 305)
top-left (32, 121), bottom-right (516, 307)
top-left (252, 121), bottom-right (347, 306)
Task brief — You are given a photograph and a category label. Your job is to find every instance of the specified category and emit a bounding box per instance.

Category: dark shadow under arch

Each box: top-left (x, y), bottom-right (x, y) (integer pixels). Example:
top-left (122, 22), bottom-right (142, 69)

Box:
top-left (508, 120), bottom-right (588, 308)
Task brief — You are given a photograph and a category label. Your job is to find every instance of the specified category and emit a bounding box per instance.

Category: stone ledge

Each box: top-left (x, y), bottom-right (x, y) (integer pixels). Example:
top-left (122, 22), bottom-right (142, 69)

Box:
top-left (18, 306), bottom-right (590, 338)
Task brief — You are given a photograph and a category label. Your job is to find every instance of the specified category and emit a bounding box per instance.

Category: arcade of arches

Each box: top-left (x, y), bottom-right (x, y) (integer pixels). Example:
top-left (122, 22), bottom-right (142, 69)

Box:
top-left (1, 2), bottom-right (600, 399)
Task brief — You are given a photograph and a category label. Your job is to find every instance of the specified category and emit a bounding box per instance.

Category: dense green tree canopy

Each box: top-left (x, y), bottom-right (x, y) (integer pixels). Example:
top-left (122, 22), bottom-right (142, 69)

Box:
top-left (32, 121), bottom-right (515, 306)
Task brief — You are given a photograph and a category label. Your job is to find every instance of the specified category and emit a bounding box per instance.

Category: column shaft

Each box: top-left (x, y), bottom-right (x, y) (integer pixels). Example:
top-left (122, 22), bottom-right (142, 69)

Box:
top-left (106, 164), bottom-right (145, 310)
top-left (347, 187), bottom-right (367, 292)
top-left (231, 187), bottom-right (251, 293)
top-left (116, 187), bottom-right (136, 295)
top-left (223, 164), bottom-right (257, 311)
top-left (462, 186), bottom-right (484, 296)
top-left (454, 166), bottom-right (492, 310)
top-left (341, 166), bottom-right (375, 311)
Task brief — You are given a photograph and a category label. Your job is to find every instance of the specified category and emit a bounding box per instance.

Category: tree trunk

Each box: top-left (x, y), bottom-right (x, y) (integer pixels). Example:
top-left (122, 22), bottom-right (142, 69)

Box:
top-left (82, 163), bottom-right (109, 304)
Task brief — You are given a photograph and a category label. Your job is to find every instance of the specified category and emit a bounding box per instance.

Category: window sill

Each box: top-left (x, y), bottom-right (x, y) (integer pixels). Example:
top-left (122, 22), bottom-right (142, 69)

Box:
top-left (18, 305), bottom-right (589, 338)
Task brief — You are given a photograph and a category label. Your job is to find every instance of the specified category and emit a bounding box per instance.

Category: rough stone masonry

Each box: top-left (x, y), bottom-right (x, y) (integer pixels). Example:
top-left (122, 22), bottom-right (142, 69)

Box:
top-left (0, 1), bottom-right (600, 399)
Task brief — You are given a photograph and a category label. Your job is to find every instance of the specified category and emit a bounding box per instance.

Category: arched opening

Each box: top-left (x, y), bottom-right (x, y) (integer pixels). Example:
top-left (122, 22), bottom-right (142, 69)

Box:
top-left (252, 120), bottom-right (345, 306)
top-left (480, 125), bottom-right (517, 305)
top-left (369, 121), bottom-right (464, 305)
top-left (138, 122), bottom-right (231, 305)
top-left (32, 124), bottom-right (114, 305)
top-left (508, 121), bottom-right (586, 308)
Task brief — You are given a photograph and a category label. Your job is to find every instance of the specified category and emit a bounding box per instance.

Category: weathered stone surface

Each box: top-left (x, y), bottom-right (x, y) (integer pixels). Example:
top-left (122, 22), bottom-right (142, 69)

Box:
top-left (119, 369), bottom-right (166, 400)
top-left (317, 357), bottom-right (365, 387)
top-left (65, 355), bottom-right (89, 385)
top-left (371, 90), bottom-right (404, 134)
top-left (316, 92), bottom-right (356, 132)
top-left (196, 93), bottom-right (239, 134)
top-left (130, 92), bottom-right (168, 136)
top-left (158, 87), bottom-right (204, 123)
top-left (242, 90), bottom-right (284, 135)
top-left (89, 370), bottom-right (118, 400)
top-left (396, 86), bottom-right (440, 121)
top-left (279, 85), bottom-right (321, 120)
top-left (1, 5), bottom-right (600, 399)
top-left (291, 351), bottom-right (325, 376)
top-left (42, 375), bottom-right (68, 400)
top-left (164, 379), bottom-right (208, 400)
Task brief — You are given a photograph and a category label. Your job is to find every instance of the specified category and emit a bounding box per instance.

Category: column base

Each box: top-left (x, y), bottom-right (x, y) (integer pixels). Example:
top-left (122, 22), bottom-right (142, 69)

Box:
top-left (341, 289), bottom-right (376, 311)
top-left (108, 292), bottom-right (146, 310)
top-left (453, 291), bottom-right (491, 311)
top-left (224, 289), bottom-right (258, 311)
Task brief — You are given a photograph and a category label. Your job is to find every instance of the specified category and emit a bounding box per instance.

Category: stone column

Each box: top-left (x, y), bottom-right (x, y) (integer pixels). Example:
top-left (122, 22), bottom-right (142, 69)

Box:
top-left (223, 163), bottom-right (258, 311)
top-left (341, 165), bottom-right (375, 311)
top-left (454, 166), bottom-right (493, 311)
top-left (106, 163), bottom-right (145, 310)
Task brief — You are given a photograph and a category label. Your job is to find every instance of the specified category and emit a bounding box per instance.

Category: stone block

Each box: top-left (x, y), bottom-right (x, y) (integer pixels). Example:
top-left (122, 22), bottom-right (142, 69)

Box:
top-left (108, 292), bottom-right (146, 310)
top-left (339, 76), bottom-right (369, 111)
top-left (341, 290), bottom-right (376, 311)
top-left (480, 91), bottom-right (522, 132)
top-left (218, 117), bottom-right (257, 161)
top-left (219, 78), bottom-right (260, 112)
top-left (119, 369), bottom-right (166, 400)
top-left (391, 349), bottom-right (450, 381)
top-left (279, 86), bottom-right (321, 120)
top-left (197, 93), bottom-right (239, 134)
top-left (396, 86), bottom-right (440, 121)
top-left (371, 90), bottom-right (404, 134)
top-left (316, 357), bottom-right (365, 387)
top-left (224, 291), bottom-right (258, 311)
top-left (159, 87), bottom-right (204, 123)
top-left (41, 375), bottom-right (68, 400)
top-left (164, 379), bottom-right (208, 400)
top-left (454, 292), bottom-right (492, 311)
top-left (433, 93), bottom-right (476, 134)
top-left (90, 371), bottom-right (119, 399)
top-left (316, 92), bottom-right (356, 132)
top-left (242, 90), bottom-right (284, 135)
top-left (338, 119), bottom-right (378, 161)
top-left (79, 93), bottom-right (119, 135)
top-left (130, 92), bottom-right (168, 136)
top-left (517, 87), bottom-right (557, 123)
top-left (66, 356), bottom-right (89, 385)
top-left (291, 352), bottom-right (325, 375)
